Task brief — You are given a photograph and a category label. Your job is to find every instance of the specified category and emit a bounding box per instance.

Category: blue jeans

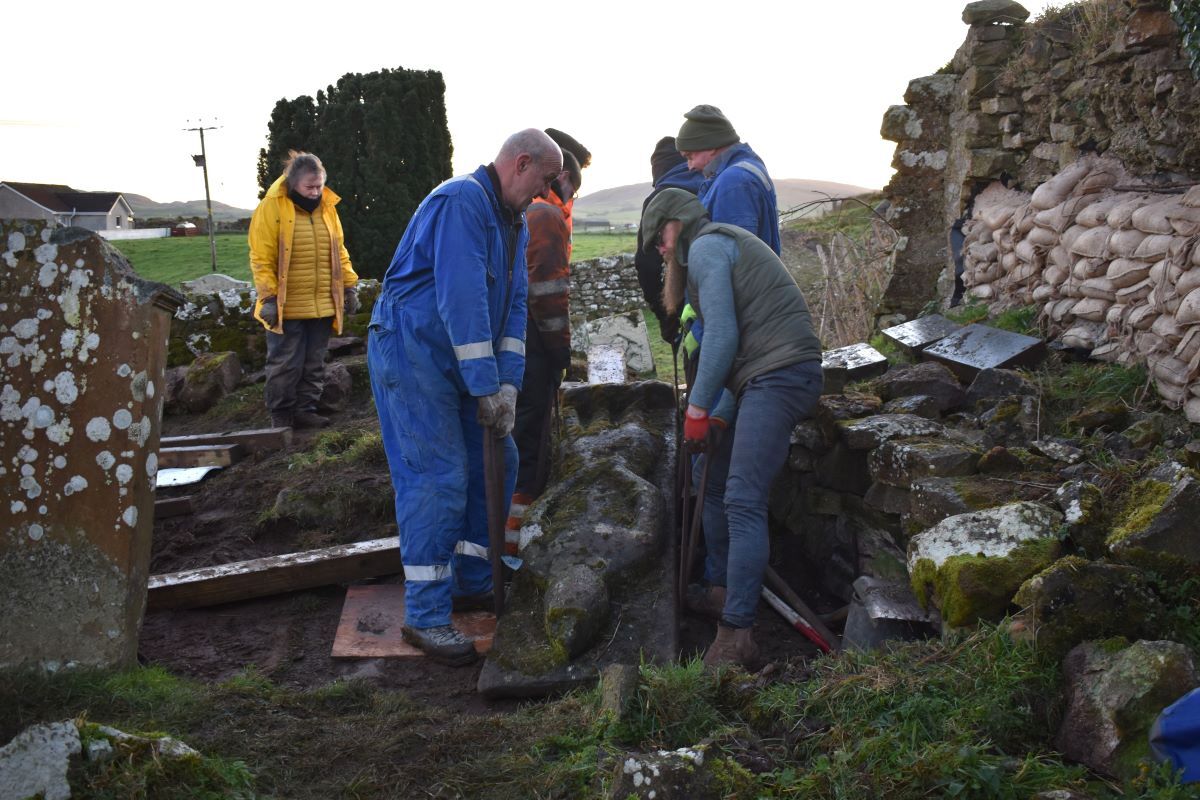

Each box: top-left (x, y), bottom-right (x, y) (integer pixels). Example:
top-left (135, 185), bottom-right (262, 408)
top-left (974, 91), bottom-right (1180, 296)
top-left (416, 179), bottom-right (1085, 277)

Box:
top-left (697, 360), bottom-right (823, 628)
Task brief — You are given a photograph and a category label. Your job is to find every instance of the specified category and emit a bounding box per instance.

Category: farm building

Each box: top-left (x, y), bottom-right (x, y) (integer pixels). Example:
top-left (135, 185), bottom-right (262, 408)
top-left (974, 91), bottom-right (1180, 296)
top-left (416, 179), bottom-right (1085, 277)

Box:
top-left (0, 181), bottom-right (134, 232)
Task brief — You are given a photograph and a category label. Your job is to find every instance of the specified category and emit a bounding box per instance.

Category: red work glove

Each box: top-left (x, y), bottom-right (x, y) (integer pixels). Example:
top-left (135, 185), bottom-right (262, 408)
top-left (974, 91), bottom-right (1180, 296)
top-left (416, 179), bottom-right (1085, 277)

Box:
top-left (684, 405), bottom-right (710, 452)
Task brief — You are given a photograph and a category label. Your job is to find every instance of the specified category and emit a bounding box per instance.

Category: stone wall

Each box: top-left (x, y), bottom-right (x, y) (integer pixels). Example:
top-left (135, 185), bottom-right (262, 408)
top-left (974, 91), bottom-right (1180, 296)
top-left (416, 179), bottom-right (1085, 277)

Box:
top-left (880, 0), bottom-right (1200, 318)
top-left (569, 254), bottom-right (643, 321)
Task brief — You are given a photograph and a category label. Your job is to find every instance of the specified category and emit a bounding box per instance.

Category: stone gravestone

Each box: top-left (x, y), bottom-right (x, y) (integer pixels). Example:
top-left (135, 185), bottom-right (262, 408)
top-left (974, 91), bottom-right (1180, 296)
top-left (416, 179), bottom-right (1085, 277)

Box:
top-left (573, 310), bottom-right (655, 376)
top-left (0, 222), bottom-right (182, 668)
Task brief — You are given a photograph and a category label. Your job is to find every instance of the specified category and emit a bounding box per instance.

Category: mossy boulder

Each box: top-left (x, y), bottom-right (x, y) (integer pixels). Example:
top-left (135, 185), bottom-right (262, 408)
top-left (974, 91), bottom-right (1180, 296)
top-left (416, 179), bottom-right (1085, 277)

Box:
top-left (173, 351), bottom-right (242, 414)
top-left (1057, 639), bottom-right (1199, 780)
top-left (1012, 557), bottom-right (1166, 659)
top-left (1054, 481), bottom-right (1106, 557)
top-left (1108, 474), bottom-right (1200, 572)
top-left (908, 501), bottom-right (1064, 628)
top-left (1066, 400), bottom-right (1130, 433)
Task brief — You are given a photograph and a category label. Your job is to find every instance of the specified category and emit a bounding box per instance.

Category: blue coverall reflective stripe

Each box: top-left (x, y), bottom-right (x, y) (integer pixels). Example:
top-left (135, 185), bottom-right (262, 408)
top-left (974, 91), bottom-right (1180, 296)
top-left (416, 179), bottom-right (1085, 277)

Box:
top-left (368, 166), bottom-right (525, 629)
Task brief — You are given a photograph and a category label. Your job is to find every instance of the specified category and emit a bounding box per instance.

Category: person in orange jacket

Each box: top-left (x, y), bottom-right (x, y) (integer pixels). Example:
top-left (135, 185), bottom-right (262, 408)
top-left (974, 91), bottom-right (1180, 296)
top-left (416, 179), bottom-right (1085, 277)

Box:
top-left (249, 151), bottom-right (358, 429)
top-left (505, 130), bottom-right (589, 555)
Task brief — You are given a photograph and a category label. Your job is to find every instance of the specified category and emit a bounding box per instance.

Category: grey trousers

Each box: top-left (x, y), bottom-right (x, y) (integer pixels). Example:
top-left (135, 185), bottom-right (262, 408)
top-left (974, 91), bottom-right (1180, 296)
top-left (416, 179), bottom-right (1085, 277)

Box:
top-left (264, 317), bottom-right (333, 415)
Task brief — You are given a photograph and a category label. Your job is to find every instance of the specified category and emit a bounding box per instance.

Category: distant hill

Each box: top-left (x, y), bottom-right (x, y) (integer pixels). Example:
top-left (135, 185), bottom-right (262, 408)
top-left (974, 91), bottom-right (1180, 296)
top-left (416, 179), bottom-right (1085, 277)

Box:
top-left (573, 178), bottom-right (878, 227)
top-left (124, 193), bottom-right (254, 222)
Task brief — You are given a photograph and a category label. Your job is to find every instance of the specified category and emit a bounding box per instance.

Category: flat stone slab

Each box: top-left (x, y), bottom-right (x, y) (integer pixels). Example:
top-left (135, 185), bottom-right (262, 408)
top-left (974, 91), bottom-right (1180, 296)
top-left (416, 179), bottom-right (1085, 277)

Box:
top-left (920, 324), bottom-right (1046, 382)
top-left (822, 343), bottom-right (889, 393)
top-left (587, 344), bottom-right (626, 384)
top-left (331, 584), bottom-right (494, 658)
top-left (575, 309), bottom-right (654, 375)
top-left (880, 315), bottom-right (963, 356)
top-left (180, 273), bottom-right (251, 294)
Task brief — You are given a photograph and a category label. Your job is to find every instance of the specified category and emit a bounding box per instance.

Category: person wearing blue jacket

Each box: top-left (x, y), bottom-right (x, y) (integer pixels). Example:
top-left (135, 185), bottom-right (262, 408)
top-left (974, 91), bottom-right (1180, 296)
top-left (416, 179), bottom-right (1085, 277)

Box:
top-left (677, 104), bottom-right (781, 255)
top-left (368, 129), bottom-right (563, 665)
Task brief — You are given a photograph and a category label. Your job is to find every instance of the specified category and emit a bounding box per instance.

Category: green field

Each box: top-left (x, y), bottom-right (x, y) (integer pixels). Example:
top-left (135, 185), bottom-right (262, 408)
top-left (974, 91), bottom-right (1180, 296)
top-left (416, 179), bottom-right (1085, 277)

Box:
top-left (113, 230), bottom-right (637, 288)
top-left (113, 233), bottom-right (251, 287)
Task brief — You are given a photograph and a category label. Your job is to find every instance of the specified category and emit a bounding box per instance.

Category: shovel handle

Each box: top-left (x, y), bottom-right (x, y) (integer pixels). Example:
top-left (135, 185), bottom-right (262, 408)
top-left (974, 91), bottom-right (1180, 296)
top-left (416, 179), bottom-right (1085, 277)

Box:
top-left (482, 432), bottom-right (506, 617)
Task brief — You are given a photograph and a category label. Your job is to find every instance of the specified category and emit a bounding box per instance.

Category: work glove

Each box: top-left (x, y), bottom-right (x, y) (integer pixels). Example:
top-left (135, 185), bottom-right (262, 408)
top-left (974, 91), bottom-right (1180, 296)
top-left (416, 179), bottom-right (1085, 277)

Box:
top-left (478, 383), bottom-right (519, 438)
top-left (343, 287), bottom-right (360, 316)
top-left (259, 297), bottom-right (278, 328)
top-left (683, 404), bottom-right (710, 453)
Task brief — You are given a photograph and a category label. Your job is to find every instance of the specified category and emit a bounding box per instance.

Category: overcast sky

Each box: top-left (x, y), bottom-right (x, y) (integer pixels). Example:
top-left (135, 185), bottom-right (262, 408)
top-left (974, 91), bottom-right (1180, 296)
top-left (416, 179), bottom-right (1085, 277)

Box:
top-left (1, 0), bottom-right (1056, 211)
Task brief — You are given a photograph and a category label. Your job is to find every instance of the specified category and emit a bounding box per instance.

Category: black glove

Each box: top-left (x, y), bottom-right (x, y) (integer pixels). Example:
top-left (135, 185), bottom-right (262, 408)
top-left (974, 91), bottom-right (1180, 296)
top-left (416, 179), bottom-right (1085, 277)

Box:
top-left (259, 297), bottom-right (278, 328)
top-left (660, 314), bottom-right (680, 345)
top-left (548, 346), bottom-right (571, 374)
top-left (344, 287), bottom-right (360, 316)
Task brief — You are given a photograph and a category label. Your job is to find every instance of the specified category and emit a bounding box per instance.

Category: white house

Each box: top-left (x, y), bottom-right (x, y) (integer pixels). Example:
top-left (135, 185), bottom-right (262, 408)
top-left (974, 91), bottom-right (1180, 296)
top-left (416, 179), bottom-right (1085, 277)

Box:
top-left (0, 181), bottom-right (134, 232)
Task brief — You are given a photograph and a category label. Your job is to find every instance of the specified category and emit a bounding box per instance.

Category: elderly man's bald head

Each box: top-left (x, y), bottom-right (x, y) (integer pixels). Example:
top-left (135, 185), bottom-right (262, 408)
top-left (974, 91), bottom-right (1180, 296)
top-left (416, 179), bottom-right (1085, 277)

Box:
top-left (494, 128), bottom-right (563, 213)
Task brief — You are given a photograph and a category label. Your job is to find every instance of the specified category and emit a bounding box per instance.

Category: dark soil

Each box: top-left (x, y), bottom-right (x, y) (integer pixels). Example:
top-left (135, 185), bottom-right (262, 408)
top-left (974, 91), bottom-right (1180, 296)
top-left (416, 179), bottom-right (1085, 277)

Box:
top-left (141, 350), bottom-right (834, 714)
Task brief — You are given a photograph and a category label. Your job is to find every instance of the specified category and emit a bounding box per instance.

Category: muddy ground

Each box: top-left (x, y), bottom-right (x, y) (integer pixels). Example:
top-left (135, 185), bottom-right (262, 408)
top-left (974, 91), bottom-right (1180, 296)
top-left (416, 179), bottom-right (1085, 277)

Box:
top-left (140, 349), bottom-right (833, 716)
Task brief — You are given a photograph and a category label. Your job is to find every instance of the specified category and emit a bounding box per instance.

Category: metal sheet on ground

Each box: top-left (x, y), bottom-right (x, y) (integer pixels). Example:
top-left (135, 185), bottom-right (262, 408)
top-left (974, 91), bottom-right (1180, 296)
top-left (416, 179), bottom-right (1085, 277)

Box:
top-left (331, 584), bottom-right (494, 658)
top-left (154, 466), bottom-right (221, 489)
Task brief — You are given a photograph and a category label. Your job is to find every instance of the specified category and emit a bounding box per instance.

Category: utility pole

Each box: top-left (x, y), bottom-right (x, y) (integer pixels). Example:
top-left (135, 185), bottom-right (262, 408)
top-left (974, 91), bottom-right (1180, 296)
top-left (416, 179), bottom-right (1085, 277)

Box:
top-left (185, 121), bottom-right (220, 273)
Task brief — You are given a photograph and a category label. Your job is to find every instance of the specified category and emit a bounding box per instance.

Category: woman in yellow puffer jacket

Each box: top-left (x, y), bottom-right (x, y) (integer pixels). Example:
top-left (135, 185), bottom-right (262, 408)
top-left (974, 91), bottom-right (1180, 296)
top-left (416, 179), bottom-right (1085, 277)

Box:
top-left (249, 151), bottom-right (359, 429)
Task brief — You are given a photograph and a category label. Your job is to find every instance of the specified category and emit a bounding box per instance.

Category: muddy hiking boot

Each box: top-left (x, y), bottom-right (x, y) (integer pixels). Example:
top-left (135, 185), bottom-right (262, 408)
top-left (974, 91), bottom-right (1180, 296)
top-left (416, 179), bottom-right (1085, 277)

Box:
top-left (401, 624), bottom-right (479, 666)
top-left (685, 583), bottom-right (726, 621)
top-left (293, 410), bottom-right (331, 429)
top-left (703, 624), bottom-right (761, 671)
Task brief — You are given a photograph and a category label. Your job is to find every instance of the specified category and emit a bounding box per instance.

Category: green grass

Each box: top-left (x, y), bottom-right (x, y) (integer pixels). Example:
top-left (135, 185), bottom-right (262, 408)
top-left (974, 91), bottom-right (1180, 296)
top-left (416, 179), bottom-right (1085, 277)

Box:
top-left (640, 310), bottom-right (679, 381)
top-left (4, 626), bottom-right (1198, 799)
top-left (571, 232), bottom-right (637, 262)
top-left (110, 230), bottom-right (633, 291)
top-left (113, 233), bottom-right (251, 288)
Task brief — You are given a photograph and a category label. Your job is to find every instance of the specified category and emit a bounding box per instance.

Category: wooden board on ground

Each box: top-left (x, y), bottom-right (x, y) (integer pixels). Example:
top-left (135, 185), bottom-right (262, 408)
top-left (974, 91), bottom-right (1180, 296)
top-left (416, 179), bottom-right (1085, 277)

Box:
top-left (147, 537), bottom-right (400, 611)
top-left (160, 426), bottom-right (293, 454)
top-left (154, 496), bottom-right (194, 519)
top-left (331, 584), bottom-right (494, 658)
top-left (158, 444), bottom-right (245, 469)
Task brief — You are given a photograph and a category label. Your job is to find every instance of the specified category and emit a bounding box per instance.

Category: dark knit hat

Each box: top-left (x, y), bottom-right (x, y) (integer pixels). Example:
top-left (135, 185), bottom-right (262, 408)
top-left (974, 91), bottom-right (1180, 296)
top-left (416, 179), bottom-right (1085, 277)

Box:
top-left (561, 151), bottom-right (582, 192)
top-left (650, 136), bottom-right (686, 184)
top-left (675, 104), bottom-right (739, 151)
top-left (544, 128), bottom-right (591, 169)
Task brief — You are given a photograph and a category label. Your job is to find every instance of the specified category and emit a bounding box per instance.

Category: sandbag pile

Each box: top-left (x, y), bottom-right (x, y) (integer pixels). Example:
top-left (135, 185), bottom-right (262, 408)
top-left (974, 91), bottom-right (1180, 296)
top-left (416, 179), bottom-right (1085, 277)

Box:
top-left (959, 156), bottom-right (1200, 422)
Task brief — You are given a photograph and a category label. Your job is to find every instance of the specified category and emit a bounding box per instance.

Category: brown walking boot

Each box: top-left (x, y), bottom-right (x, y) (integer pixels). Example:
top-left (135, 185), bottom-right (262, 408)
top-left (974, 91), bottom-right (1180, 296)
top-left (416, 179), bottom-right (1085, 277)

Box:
top-left (684, 583), bottom-right (726, 621)
top-left (702, 624), bottom-right (761, 671)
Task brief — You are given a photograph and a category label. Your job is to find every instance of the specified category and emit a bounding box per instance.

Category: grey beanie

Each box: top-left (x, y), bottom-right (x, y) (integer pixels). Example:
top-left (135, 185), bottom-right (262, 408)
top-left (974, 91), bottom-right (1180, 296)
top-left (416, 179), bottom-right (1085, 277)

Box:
top-left (675, 104), bottom-right (739, 151)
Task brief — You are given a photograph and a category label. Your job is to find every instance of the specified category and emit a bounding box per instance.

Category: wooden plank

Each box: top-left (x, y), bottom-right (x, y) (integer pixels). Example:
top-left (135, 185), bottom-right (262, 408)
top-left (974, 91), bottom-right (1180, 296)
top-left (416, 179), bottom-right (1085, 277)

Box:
top-left (147, 537), bottom-right (400, 611)
top-left (158, 444), bottom-right (245, 469)
top-left (331, 584), bottom-right (494, 658)
top-left (154, 496), bottom-right (195, 519)
top-left (160, 426), bottom-right (293, 454)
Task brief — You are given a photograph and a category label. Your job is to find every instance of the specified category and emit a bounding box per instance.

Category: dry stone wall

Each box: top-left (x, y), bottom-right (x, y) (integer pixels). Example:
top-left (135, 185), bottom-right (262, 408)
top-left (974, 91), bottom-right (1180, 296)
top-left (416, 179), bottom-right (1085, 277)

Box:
top-left (569, 254), bottom-right (643, 321)
top-left (881, 0), bottom-right (1200, 319)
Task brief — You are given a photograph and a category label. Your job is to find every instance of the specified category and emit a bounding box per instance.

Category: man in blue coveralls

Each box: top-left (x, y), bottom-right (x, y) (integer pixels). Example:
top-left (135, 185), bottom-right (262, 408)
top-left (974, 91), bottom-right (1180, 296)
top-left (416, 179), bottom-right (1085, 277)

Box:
top-left (368, 129), bottom-right (563, 665)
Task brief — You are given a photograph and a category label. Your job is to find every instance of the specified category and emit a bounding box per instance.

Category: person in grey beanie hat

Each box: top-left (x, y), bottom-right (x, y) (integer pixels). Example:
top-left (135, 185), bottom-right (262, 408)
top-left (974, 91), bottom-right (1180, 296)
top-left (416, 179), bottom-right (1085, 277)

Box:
top-left (675, 104), bottom-right (780, 255)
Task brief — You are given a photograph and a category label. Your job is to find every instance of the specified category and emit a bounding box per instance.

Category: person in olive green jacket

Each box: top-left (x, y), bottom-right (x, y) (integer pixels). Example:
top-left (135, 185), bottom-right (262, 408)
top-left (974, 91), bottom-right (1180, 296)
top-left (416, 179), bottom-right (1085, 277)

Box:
top-left (249, 151), bottom-right (359, 429)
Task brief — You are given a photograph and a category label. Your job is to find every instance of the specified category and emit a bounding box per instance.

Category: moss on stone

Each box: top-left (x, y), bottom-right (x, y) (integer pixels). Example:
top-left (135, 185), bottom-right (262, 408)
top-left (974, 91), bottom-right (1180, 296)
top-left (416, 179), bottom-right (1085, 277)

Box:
top-left (1108, 479), bottom-right (1172, 546)
top-left (913, 537), bottom-right (1062, 627)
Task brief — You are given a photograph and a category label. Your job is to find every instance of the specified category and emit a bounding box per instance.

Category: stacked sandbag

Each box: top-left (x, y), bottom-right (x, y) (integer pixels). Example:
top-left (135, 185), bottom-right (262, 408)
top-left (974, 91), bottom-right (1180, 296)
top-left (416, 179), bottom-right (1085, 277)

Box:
top-left (961, 183), bottom-right (1031, 304)
top-left (960, 158), bottom-right (1200, 421)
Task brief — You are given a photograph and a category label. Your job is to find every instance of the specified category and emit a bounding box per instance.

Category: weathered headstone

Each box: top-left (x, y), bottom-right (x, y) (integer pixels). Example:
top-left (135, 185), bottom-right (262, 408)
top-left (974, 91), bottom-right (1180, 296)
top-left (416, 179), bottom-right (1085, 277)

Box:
top-left (920, 323), bottom-right (1046, 382)
top-left (1, 221), bottom-right (182, 668)
top-left (880, 314), bottom-right (963, 356)
top-left (821, 343), bottom-right (889, 394)
top-left (574, 309), bottom-right (654, 375)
